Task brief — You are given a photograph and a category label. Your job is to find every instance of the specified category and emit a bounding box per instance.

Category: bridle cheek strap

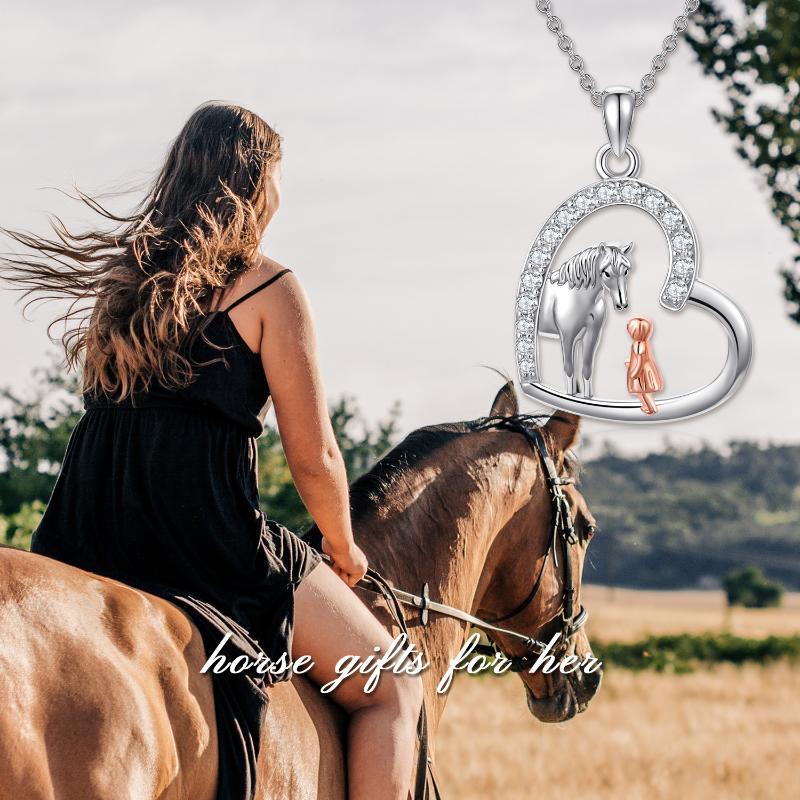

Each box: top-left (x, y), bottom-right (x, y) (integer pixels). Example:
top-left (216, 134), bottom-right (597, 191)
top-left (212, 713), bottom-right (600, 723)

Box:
top-left (486, 426), bottom-right (583, 648)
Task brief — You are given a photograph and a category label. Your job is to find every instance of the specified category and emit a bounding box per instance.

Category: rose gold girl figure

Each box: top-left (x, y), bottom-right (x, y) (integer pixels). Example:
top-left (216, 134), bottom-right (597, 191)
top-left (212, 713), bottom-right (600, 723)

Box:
top-left (625, 316), bottom-right (664, 415)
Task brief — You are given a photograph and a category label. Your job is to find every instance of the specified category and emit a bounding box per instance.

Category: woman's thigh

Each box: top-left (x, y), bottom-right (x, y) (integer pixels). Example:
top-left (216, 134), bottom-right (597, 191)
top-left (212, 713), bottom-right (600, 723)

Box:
top-left (291, 561), bottom-right (414, 712)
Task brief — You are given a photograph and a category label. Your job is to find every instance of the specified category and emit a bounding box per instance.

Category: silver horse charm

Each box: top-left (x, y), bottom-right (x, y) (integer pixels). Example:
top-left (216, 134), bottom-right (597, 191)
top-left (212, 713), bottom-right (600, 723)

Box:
top-left (538, 242), bottom-right (634, 397)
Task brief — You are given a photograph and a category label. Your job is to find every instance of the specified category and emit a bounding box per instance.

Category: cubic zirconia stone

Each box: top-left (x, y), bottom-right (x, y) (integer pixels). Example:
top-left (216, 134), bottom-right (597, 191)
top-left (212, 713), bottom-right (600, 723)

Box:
top-left (673, 259), bottom-right (694, 281)
top-left (672, 232), bottom-right (693, 254)
top-left (516, 318), bottom-right (535, 337)
top-left (662, 208), bottom-right (683, 230)
top-left (665, 281), bottom-right (687, 303)
top-left (517, 339), bottom-right (535, 357)
top-left (521, 272), bottom-right (544, 291)
top-left (529, 249), bottom-right (549, 268)
top-left (518, 359), bottom-right (536, 378)
top-left (574, 190), bottom-right (596, 213)
top-left (517, 295), bottom-right (537, 315)
top-left (643, 192), bottom-right (665, 213)
top-left (621, 181), bottom-right (643, 203)
top-left (555, 204), bottom-right (578, 227)
top-left (542, 226), bottom-right (561, 246)
top-left (596, 182), bottom-right (620, 204)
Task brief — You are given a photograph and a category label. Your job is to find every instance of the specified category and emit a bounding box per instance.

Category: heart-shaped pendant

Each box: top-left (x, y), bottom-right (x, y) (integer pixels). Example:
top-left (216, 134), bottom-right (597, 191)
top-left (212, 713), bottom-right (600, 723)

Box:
top-left (515, 137), bottom-right (752, 423)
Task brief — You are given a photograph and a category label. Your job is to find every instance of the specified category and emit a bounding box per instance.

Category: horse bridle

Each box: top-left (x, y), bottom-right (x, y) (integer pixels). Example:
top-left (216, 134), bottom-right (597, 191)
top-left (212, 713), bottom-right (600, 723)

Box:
top-left (477, 419), bottom-right (588, 669)
top-left (341, 417), bottom-right (589, 799)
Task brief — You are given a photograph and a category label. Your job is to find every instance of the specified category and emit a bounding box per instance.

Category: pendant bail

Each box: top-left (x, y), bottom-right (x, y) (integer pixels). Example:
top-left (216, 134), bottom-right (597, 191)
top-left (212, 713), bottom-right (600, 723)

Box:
top-left (602, 86), bottom-right (636, 158)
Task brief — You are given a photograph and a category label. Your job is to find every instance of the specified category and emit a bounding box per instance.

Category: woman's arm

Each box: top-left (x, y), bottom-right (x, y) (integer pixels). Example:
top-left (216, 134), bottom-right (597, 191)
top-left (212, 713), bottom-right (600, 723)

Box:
top-left (256, 269), bottom-right (368, 587)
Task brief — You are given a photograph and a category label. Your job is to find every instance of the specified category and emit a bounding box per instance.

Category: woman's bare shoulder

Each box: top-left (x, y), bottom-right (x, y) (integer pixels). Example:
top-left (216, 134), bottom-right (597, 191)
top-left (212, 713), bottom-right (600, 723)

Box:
top-left (246, 253), bottom-right (290, 282)
top-left (248, 255), bottom-right (311, 324)
top-left (229, 254), bottom-right (302, 301)
top-left (249, 255), bottom-right (305, 296)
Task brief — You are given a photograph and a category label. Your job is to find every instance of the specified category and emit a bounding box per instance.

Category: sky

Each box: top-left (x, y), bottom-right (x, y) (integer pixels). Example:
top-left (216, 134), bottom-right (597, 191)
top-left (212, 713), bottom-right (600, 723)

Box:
top-left (0, 0), bottom-right (795, 455)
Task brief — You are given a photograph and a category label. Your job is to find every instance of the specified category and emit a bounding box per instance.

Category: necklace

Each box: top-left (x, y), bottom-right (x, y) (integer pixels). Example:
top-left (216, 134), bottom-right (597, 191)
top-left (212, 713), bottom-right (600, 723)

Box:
top-left (515, 1), bottom-right (752, 423)
top-left (534, 0), bottom-right (700, 108)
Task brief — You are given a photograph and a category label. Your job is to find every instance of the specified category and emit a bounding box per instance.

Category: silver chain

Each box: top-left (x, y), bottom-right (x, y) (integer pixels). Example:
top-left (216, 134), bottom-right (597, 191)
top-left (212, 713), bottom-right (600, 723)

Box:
top-left (534, 0), bottom-right (700, 107)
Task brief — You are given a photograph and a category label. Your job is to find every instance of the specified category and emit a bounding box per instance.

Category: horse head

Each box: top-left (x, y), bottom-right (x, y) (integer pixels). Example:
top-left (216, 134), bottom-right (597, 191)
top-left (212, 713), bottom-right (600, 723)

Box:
top-left (474, 385), bottom-right (602, 723)
top-left (598, 241), bottom-right (634, 310)
top-left (346, 381), bottom-right (603, 729)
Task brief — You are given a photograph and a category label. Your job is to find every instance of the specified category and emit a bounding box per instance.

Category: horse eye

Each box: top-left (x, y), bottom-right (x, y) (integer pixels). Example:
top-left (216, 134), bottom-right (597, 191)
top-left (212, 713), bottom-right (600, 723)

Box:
top-left (602, 269), bottom-right (611, 278)
top-left (623, 267), bottom-right (629, 275)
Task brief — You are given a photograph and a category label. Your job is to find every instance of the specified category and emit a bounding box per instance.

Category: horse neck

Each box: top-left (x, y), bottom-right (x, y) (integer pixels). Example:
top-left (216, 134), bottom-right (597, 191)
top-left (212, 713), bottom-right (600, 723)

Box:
top-left (583, 281), bottom-right (604, 301)
top-left (356, 432), bottom-right (538, 731)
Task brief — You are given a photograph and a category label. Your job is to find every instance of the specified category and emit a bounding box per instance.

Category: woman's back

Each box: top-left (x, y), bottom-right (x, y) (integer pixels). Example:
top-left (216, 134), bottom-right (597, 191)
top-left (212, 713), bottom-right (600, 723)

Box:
top-left (83, 268), bottom-right (293, 436)
top-left (33, 264), bottom-right (317, 596)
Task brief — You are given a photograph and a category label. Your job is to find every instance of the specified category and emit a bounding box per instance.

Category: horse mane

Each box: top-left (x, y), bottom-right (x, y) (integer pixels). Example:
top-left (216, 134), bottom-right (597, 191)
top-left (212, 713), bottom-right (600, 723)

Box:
top-left (343, 414), bottom-right (580, 525)
top-left (549, 245), bottom-right (601, 289)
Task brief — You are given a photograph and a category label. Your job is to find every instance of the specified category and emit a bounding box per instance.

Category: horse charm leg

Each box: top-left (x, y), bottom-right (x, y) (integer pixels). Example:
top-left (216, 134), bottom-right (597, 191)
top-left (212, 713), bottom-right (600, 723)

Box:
top-left (555, 325), bottom-right (581, 396)
top-left (580, 307), bottom-right (607, 398)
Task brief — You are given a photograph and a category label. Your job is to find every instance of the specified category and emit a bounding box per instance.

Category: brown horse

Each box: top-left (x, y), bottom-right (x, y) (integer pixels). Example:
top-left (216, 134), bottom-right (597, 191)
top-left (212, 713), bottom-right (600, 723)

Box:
top-left (0, 383), bottom-right (601, 799)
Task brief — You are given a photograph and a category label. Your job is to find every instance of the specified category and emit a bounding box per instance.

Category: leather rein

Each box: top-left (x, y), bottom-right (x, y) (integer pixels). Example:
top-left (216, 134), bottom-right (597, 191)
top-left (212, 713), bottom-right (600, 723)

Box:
top-left (338, 420), bottom-right (589, 800)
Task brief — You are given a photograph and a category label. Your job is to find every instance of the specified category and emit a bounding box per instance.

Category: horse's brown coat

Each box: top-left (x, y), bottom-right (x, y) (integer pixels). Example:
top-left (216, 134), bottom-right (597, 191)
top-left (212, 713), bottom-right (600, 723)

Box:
top-left (0, 545), bottom-right (218, 800)
top-left (0, 386), bottom-right (599, 799)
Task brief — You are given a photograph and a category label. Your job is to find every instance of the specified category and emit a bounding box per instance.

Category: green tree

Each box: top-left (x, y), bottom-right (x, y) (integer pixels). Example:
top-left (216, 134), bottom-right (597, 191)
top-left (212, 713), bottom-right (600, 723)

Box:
top-left (722, 565), bottom-right (784, 608)
top-left (0, 500), bottom-right (46, 550)
top-left (686, 1), bottom-right (800, 320)
top-left (257, 395), bottom-right (401, 531)
top-left (0, 358), bottom-right (82, 516)
top-left (581, 440), bottom-right (800, 590)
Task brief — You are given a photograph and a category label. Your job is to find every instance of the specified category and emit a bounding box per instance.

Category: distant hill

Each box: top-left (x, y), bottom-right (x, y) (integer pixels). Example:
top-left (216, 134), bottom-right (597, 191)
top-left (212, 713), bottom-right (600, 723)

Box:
top-left (580, 442), bottom-right (800, 590)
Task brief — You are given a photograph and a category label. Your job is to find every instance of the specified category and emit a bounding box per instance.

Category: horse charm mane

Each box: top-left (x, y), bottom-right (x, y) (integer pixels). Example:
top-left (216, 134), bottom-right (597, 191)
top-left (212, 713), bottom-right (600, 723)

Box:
top-left (538, 241), bottom-right (634, 398)
top-left (549, 245), bottom-right (604, 290)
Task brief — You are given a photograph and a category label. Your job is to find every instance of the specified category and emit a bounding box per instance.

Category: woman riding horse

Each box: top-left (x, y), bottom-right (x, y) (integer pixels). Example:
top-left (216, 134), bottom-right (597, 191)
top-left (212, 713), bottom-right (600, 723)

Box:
top-left (1, 102), bottom-right (423, 800)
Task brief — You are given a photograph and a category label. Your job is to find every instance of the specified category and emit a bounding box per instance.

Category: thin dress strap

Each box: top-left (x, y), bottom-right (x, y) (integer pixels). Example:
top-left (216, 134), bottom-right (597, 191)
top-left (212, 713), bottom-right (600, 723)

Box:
top-left (223, 268), bottom-right (293, 313)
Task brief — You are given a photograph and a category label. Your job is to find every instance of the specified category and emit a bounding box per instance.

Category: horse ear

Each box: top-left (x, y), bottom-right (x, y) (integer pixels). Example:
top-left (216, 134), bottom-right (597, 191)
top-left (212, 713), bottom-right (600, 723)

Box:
top-left (544, 412), bottom-right (581, 452)
top-left (490, 380), bottom-right (518, 418)
top-left (621, 241), bottom-right (634, 254)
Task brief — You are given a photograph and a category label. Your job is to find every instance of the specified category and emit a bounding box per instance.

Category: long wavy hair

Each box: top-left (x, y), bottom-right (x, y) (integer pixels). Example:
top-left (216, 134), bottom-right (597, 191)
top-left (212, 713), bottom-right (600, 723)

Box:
top-left (0, 102), bottom-right (282, 400)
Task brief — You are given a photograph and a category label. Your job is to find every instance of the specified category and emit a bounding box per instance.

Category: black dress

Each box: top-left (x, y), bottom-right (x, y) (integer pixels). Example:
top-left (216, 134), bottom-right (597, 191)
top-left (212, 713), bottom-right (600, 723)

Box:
top-left (31, 268), bottom-right (322, 800)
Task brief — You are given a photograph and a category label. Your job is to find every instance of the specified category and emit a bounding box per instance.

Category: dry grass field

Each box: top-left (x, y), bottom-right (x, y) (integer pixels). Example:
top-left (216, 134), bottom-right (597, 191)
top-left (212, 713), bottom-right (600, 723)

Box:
top-left (435, 587), bottom-right (800, 800)
top-left (582, 585), bottom-right (800, 641)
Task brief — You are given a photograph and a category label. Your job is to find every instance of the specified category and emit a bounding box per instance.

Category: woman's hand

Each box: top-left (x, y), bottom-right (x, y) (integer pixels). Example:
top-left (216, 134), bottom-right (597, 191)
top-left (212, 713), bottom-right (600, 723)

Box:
top-left (322, 537), bottom-right (368, 588)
